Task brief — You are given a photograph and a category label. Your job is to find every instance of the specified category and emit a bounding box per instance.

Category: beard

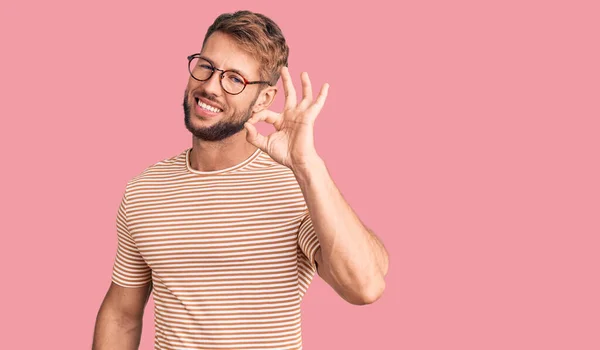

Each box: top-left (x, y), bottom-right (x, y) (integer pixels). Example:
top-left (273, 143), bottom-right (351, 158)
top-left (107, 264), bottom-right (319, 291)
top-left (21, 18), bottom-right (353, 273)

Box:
top-left (183, 89), bottom-right (257, 142)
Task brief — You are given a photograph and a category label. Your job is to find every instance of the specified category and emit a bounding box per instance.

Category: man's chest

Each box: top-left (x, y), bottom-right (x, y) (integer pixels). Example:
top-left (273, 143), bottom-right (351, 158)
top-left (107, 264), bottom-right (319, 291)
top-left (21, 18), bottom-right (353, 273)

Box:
top-left (126, 180), bottom-right (307, 273)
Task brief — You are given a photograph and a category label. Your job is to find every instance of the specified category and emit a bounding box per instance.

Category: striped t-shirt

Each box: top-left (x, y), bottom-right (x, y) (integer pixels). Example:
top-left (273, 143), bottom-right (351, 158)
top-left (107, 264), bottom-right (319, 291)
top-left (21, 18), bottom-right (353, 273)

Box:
top-left (111, 147), bottom-right (321, 350)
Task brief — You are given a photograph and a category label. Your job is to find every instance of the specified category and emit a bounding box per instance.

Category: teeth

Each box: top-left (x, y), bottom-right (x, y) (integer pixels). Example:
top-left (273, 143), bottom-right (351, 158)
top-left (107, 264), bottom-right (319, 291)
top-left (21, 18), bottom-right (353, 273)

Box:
top-left (197, 100), bottom-right (221, 113)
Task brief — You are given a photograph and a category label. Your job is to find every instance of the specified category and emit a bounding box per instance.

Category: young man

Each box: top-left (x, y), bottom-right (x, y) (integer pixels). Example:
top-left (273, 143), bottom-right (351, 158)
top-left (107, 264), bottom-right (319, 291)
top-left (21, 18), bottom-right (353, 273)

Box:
top-left (93, 10), bottom-right (389, 350)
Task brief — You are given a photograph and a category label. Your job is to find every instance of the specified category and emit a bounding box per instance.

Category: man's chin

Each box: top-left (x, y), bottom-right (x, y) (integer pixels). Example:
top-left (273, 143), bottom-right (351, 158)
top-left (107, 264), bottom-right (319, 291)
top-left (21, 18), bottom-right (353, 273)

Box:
top-left (188, 113), bottom-right (217, 128)
top-left (185, 118), bottom-right (246, 142)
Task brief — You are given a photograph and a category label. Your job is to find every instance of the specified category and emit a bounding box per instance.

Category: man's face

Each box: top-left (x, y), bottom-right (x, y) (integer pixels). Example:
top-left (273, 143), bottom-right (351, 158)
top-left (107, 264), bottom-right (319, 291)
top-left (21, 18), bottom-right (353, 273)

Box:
top-left (183, 32), bottom-right (265, 142)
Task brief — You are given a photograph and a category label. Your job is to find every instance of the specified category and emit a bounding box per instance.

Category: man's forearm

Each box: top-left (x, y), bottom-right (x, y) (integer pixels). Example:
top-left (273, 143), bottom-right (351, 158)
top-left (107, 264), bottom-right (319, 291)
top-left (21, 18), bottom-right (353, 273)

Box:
top-left (92, 308), bottom-right (143, 350)
top-left (294, 156), bottom-right (388, 304)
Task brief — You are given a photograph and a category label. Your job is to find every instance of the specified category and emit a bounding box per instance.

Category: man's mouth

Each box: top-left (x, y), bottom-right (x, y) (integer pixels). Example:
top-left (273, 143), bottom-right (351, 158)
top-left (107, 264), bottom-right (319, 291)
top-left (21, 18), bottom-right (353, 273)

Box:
top-left (195, 97), bottom-right (223, 114)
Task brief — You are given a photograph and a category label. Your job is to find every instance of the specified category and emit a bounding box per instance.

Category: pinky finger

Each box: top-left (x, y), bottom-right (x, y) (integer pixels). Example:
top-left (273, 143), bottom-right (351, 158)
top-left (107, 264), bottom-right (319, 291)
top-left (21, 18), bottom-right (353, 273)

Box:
top-left (312, 83), bottom-right (329, 111)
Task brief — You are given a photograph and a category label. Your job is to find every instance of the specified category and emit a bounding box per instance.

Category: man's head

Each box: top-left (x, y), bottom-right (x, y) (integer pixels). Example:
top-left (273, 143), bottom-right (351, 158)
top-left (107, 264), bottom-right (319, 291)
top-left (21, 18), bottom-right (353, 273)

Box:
top-left (184, 10), bottom-right (289, 142)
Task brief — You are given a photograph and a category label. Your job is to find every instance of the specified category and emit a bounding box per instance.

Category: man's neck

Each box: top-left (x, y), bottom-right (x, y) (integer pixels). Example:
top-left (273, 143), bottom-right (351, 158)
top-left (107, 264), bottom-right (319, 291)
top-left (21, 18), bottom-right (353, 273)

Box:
top-left (189, 131), bottom-right (258, 172)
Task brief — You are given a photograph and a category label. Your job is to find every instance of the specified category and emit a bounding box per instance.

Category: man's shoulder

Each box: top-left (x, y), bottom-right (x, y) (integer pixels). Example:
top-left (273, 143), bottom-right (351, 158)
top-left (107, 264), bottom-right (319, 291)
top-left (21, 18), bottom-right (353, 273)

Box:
top-left (127, 148), bottom-right (188, 185)
top-left (253, 151), bottom-right (299, 179)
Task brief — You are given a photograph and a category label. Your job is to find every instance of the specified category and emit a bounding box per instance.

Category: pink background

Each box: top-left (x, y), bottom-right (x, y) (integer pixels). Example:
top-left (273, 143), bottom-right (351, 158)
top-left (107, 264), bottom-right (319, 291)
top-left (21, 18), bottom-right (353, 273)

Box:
top-left (1, 0), bottom-right (598, 349)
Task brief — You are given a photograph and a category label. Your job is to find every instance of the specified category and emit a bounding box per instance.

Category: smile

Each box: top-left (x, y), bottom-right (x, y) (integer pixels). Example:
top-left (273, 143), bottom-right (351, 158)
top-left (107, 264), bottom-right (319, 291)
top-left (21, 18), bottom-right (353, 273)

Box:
top-left (195, 98), bottom-right (223, 113)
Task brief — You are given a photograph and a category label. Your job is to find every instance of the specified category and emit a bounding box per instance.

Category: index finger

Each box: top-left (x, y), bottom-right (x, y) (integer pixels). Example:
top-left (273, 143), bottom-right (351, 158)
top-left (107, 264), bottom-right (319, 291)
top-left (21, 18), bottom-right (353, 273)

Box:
top-left (250, 109), bottom-right (284, 130)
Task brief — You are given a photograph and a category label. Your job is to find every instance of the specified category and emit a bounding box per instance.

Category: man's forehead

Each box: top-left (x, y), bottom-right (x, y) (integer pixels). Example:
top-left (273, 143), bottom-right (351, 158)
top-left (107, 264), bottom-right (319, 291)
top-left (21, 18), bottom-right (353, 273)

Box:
top-left (200, 32), bottom-right (259, 78)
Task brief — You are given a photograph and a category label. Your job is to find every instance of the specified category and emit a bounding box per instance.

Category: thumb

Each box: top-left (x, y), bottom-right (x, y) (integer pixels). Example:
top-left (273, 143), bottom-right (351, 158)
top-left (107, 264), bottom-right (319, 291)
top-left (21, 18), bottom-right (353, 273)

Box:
top-left (244, 122), bottom-right (268, 152)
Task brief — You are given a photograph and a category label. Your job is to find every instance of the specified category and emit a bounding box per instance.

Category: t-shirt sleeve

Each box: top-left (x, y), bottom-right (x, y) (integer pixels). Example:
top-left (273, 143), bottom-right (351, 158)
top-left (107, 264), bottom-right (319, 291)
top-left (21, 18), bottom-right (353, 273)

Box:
top-left (298, 210), bottom-right (321, 270)
top-left (111, 189), bottom-right (152, 287)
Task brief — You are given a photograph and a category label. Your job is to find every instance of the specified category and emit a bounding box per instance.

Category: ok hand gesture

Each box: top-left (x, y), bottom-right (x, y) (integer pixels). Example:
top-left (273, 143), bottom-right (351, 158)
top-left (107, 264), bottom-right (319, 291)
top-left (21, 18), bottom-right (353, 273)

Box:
top-left (244, 66), bottom-right (329, 172)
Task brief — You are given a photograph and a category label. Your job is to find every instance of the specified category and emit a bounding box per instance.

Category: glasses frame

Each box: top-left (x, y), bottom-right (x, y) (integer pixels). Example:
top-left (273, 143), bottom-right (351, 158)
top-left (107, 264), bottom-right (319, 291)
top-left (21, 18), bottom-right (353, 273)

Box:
top-left (187, 54), bottom-right (273, 95)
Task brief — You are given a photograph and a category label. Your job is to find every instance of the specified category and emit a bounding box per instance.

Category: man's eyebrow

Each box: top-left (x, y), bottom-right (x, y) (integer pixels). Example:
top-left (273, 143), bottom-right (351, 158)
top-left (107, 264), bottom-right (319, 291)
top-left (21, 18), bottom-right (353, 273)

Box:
top-left (199, 55), bottom-right (215, 65)
top-left (199, 55), bottom-right (250, 79)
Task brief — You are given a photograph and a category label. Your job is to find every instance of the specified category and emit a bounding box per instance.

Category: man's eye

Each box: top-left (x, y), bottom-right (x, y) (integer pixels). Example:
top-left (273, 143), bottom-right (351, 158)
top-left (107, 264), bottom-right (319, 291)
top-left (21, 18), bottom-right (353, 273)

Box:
top-left (199, 64), bottom-right (213, 70)
top-left (228, 75), bottom-right (244, 84)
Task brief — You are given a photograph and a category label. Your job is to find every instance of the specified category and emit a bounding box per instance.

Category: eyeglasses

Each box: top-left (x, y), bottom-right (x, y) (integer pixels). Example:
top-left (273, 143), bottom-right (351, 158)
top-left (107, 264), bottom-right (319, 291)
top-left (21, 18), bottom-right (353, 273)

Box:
top-left (187, 54), bottom-right (272, 95)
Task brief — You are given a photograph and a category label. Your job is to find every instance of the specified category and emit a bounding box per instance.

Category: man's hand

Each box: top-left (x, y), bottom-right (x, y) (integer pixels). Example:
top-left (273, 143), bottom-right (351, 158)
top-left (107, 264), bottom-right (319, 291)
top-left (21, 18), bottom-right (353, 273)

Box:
top-left (244, 66), bottom-right (329, 173)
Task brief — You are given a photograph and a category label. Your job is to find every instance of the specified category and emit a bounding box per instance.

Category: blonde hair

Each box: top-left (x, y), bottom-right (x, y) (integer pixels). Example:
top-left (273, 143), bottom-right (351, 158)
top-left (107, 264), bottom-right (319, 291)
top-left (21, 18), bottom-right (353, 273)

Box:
top-left (203, 10), bottom-right (289, 86)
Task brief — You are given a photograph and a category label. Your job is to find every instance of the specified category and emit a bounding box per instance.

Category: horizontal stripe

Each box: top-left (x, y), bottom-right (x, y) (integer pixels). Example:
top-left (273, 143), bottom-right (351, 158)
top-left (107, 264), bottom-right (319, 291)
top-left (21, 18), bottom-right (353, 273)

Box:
top-left (111, 148), bottom-right (318, 350)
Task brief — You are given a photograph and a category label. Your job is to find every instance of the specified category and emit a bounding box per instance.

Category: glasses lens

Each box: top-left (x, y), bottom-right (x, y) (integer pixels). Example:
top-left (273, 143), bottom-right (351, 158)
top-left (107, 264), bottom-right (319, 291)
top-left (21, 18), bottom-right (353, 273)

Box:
top-left (221, 71), bottom-right (246, 94)
top-left (189, 57), bottom-right (213, 81)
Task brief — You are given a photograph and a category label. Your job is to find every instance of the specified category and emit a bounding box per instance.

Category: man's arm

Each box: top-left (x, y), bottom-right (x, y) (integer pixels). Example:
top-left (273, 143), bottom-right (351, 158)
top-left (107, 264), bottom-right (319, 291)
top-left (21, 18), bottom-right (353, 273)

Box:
top-left (244, 68), bottom-right (388, 304)
top-left (294, 156), bottom-right (389, 305)
top-left (92, 282), bottom-right (152, 350)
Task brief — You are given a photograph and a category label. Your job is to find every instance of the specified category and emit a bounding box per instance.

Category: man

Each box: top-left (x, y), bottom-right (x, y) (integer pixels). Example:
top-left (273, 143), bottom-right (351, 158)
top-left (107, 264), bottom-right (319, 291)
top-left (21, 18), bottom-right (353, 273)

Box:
top-left (93, 10), bottom-right (388, 350)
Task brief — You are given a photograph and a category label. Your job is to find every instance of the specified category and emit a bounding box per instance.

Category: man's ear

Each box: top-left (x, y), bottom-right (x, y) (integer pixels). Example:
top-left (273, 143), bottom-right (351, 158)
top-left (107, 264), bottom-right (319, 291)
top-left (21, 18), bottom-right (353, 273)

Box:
top-left (252, 86), bottom-right (278, 113)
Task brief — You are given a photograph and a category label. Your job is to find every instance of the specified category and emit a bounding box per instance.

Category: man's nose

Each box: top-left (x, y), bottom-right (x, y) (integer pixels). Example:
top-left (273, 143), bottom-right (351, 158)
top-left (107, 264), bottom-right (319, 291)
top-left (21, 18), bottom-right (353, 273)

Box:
top-left (202, 71), bottom-right (223, 96)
